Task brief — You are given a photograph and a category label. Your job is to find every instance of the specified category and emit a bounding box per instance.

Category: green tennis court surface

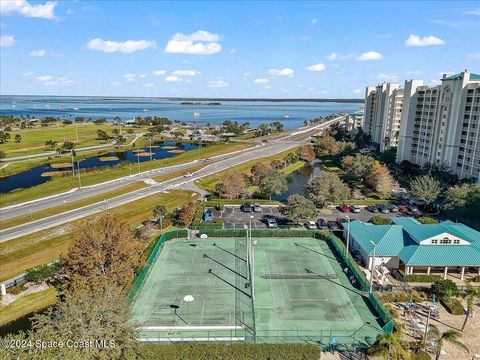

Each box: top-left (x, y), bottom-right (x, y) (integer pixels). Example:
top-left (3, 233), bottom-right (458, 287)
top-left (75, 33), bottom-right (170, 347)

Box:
top-left (131, 237), bottom-right (382, 347)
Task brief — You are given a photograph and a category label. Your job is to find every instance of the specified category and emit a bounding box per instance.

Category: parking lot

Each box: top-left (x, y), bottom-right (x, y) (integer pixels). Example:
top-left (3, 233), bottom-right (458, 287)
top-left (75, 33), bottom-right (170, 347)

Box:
top-left (205, 204), bottom-right (408, 230)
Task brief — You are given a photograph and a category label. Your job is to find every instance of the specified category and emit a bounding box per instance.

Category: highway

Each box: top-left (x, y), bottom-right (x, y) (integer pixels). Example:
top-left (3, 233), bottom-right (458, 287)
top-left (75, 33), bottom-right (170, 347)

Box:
top-left (0, 117), bottom-right (344, 242)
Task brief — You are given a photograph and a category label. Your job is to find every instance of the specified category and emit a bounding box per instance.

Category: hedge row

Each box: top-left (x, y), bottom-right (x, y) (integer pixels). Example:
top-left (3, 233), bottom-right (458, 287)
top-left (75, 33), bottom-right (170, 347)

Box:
top-left (403, 274), bottom-right (442, 283)
top-left (441, 298), bottom-right (465, 315)
top-left (139, 344), bottom-right (321, 360)
top-left (205, 199), bottom-right (281, 210)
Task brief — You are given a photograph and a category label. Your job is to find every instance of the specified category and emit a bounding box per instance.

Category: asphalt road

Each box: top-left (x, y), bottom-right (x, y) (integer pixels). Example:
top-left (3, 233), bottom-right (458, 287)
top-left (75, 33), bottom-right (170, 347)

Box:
top-left (0, 117), bottom-right (344, 242)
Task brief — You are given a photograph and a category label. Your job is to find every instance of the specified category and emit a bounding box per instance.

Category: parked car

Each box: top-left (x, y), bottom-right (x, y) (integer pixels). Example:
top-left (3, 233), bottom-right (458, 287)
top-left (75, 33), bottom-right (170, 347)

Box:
top-left (204, 158), bottom-right (210, 162)
top-left (339, 204), bottom-right (350, 212)
top-left (398, 205), bottom-right (408, 214)
top-left (327, 221), bottom-right (340, 231)
top-left (406, 205), bottom-right (418, 213)
top-left (305, 221), bottom-right (317, 230)
top-left (184, 172), bottom-right (194, 178)
top-left (241, 203), bottom-right (252, 212)
top-left (366, 205), bottom-right (379, 213)
top-left (336, 218), bottom-right (348, 229)
top-left (387, 204), bottom-right (399, 213)
top-left (377, 204), bottom-right (390, 214)
top-left (266, 218), bottom-right (278, 228)
top-left (350, 205), bottom-right (361, 213)
top-left (252, 203), bottom-right (262, 212)
top-left (316, 218), bottom-right (328, 230)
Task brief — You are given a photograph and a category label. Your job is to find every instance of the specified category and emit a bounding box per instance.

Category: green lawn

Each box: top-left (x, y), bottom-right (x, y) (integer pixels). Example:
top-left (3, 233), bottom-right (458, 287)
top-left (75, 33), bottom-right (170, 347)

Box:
top-left (0, 123), bottom-right (148, 157)
top-left (0, 287), bottom-right (58, 326)
top-left (0, 141), bottom-right (253, 207)
top-left (0, 190), bottom-right (197, 282)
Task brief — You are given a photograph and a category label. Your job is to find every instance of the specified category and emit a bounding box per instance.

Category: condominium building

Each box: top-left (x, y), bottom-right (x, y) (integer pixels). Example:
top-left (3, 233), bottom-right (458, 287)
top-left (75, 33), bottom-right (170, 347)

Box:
top-left (396, 71), bottom-right (480, 181)
top-left (344, 110), bottom-right (364, 139)
top-left (363, 83), bottom-right (404, 151)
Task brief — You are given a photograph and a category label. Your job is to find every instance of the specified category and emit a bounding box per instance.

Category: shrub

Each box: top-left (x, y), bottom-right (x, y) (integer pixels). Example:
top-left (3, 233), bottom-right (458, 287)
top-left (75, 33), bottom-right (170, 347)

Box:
top-left (417, 217), bottom-right (438, 224)
top-left (404, 274), bottom-right (441, 283)
top-left (473, 275), bottom-right (480, 283)
top-left (431, 279), bottom-right (459, 299)
top-left (441, 298), bottom-right (465, 315)
top-left (411, 351), bottom-right (431, 360)
top-left (369, 216), bottom-right (393, 225)
top-left (139, 343), bottom-right (321, 360)
top-left (8, 285), bottom-right (23, 295)
top-left (25, 264), bottom-right (57, 284)
top-left (380, 290), bottom-right (427, 303)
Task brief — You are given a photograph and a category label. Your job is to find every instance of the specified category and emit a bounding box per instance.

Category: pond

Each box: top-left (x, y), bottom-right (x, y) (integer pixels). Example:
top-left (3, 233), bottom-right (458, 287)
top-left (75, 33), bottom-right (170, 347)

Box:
top-left (0, 141), bottom-right (199, 193)
top-left (272, 161), bottom-right (322, 201)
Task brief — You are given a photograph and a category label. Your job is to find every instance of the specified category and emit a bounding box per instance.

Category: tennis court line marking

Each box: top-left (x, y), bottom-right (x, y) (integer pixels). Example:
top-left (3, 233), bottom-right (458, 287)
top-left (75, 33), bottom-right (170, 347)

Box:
top-left (138, 337), bottom-right (245, 342)
top-left (267, 253), bottom-right (289, 320)
top-left (138, 325), bottom-right (243, 330)
top-left (294, 261), bottom-right (311, 302)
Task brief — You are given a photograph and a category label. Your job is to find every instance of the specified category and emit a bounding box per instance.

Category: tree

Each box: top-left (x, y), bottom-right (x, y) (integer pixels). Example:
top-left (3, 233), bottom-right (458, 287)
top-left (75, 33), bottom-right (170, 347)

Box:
top-left (305, 172), bottom-right (350, 207)
top-left (284, 152), bottom-right (299, 167)
top-left (427, 325), bottom-right (468, 360)
top-left (61, 213), bottom-right (144, 290)
top-left (431, 279), bottom-right (459, 299)
top-left (409, 175), bottom-right (442, 205)
top-left (367, 331), bottom-right (412, 360)
top-left (280, 194), bottom-right (317, 224)
top-left (14, 134), bottom-right (22, 142)
top-left (216, 172), bottom-right (247, 199)
top-left (97, 129), bottom-right (110, 141)
top-left (153, 204), bottom-right (167, 229)
top-left (0, 131), bottom-right (11, 144)
top-left (45, 139), bottom-right (57, 149)
top-left (341, 154), bottom-right (375, 181)
top-left (270, 159), bottom-right (283, 170)
top-left (171, 130), bottom-right (185, 139)
top-left (379, 147), bottom-right (397, 164)
top-left (115, 135), bottom-right (126, 147)
top-left (369, 216), bottom-right (393, 225)
top-left (0, 150), bottom-right (5, 159)
top-left (443, 184), bottom-right (480, 222)
top-left (179, 201), bottom-right (199, 226)
top-left (461, 284), bottom-right (478, 332)
top-left (9, 285), bottom-right (139, 360)
top-left (256, 123), bottom-right (271, 137)
top-left (417, 217), bottom-right (438, 224)
top-left (298, 145), bottom-right (315, 162)
top-left (366, 161), bottom-right (394, 199)
top-left (251, 162), bottom-right (272, 185)
top-left (258, 170), bottom-right (287, 200)
top-left (270, 121), bottom-right (284, 132)
top-left (313, 134), bottom-right (337, 156)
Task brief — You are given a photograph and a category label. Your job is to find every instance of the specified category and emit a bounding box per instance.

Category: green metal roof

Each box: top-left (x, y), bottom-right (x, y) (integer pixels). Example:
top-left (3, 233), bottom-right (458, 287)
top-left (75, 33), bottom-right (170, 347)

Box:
top-left (443, 72), bottom-right (480, 81)
top-left (348, 218), bottom-right (480, 266)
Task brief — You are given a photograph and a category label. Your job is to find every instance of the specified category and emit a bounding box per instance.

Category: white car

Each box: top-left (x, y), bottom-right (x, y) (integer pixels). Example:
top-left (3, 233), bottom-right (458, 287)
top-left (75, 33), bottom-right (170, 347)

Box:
top-left (305, 221), bottom-right (317, 230)
top-left (184, 172), bottom-right (194, 178)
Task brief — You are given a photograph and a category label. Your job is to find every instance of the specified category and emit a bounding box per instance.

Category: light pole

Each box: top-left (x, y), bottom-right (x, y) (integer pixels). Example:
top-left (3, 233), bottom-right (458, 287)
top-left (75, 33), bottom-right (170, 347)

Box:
top-left (369, 240), bottom-right (377, 294)
top-left (76, 159), bottom-right (84, 189)
top-left (345, 215), bottom-right (350, 258)
top-left (250, 215), bottom-right (255, 300)
top-left (136, 153), bottom-right (140, 174)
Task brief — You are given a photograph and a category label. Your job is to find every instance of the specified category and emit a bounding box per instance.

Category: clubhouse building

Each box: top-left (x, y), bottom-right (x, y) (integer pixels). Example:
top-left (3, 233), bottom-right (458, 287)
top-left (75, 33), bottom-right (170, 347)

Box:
top-left (344, 217), bottom-right (480, 281)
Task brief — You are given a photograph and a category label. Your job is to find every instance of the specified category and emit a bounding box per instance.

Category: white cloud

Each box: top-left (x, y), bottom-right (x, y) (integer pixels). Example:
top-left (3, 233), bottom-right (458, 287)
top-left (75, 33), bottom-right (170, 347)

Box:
top-left (22, 71), bottom-right (33, 77)
top-left (35, 74), bottom-right (73, 86)
top-left (0, 35), bottom-right (15, 47)
top-left (268, 68), bottom-right (294, 77)
top-left (430, 79), bottom-right (441, 86)
top-left (464, 8), bottom-right (480, 15)
top-left (253, 78), bottom-right (269, 84)
top-left (405, 34), bottom-right (445, 47)
top-left (208, 79), bottom-right (229, 88)
top-left (165, 75), bottom-right (181, 82)
top-left (437, 71), bottom-right (454, 77)
top-left (326, 52), bottom-right (353, 61)
top-left (29, 49), bottom-right (46, 57)
top-left (152, 69), bottom-right (166, 76)
top-left (145, 82), bottom-right (154, 87)
top-left (164, 30), bottom-right (222, 55)
top-left (0, 0), bottom-right (57, 20)
top-left (86, 38), bottom-right (157, 53)
top-left (357, 51), bottom-right (383, 61)
top-left (305, 63), bottom-right (326, 72)
top-left (467, 52), bottom-right (480, 59)
top-left (311, 18), bottom-right (318, 25)
top-left (172, 70), bottom-right (198, 76)
top-left (123, 73), bottom-right (136, 82)
top-left (353, 88), bottom-right (362, 95)
top-left (377, 73), bottom-right (398, 82)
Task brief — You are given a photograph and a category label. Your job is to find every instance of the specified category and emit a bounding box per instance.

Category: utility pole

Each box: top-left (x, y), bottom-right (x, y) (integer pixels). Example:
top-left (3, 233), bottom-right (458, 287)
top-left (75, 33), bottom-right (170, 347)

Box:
top-left (70, 149), bottom-right (75, 176)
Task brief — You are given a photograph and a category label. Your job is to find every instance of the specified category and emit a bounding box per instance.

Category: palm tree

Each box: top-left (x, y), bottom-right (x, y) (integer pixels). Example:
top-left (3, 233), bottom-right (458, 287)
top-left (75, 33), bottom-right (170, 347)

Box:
top-left (368, 331), bottom-right (411, 360)
top-left (153, 204), bottom-right (167, 229)
top-left (427, 324), bottom-right (468, 360)
top-left (461, 285), bottom-right (478, 331)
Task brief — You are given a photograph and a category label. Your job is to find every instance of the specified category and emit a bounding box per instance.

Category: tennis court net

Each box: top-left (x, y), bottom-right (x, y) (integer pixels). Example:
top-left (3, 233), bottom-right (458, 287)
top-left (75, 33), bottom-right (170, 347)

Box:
top-left (262, 272), bottom-right (339, 280)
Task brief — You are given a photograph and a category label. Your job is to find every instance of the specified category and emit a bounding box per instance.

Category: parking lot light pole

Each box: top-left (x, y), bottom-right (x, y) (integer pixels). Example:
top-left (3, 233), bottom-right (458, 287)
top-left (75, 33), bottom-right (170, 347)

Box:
top-left (250, 215), bottom-right (255, 300)
top-left (369, 241), bottom-right (377, 294)
top-left (345, 215), bottom-right (350, 258)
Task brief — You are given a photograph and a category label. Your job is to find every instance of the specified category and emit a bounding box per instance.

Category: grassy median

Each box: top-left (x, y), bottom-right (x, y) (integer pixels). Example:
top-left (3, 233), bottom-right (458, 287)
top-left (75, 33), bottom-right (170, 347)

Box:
top-left (0, 190), bottom-right (196, 282)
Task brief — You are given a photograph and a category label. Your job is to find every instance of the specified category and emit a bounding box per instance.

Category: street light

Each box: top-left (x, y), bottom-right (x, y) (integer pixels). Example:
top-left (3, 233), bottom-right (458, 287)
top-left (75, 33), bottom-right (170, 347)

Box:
top-left (345, 215), bottom-right (350, 258)
top-left (76, 159), bottom-right (84, 189)
top-left (369, 240), bottom-right (377, 294)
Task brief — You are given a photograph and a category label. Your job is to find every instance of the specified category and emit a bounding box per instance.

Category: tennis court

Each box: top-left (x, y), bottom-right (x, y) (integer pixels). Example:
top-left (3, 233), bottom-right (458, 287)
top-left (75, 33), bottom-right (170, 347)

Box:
top-left (131, 236), bottom-right (383, 347)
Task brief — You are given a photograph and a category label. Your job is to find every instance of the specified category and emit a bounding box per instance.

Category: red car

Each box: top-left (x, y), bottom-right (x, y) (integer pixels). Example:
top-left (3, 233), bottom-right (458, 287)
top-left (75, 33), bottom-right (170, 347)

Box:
top-left (339, 204), bottom-right (350, 212)
top-left (398, 205), bottom-right (408, 214)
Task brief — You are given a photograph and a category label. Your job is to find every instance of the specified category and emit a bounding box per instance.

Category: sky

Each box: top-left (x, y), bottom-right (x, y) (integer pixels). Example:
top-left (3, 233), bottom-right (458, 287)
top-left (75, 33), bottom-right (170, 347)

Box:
top-left (0, 0), bottom-right (479, 98)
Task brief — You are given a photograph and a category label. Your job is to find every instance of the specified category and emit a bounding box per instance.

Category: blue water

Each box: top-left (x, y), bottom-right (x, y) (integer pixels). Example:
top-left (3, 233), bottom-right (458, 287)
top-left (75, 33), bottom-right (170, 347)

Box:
top-left (0, 96), bottom-right (361, 130)
top-left (0, 141), bottom-right (198, 193)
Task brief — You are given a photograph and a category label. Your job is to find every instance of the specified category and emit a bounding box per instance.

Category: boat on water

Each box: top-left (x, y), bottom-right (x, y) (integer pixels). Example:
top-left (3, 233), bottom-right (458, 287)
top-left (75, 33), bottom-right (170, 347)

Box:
top-left (283, 114), bottom-right (290, 118)
top-left (143, 109), bottom-right (148, 112)
top-left (73, 107), bottom-right (79, 110)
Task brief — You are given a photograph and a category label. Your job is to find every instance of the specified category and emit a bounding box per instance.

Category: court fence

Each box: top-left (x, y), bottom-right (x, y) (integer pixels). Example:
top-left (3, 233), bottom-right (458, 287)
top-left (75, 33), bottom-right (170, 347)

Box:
top-left (128, 228), bottom-right (394, 345)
